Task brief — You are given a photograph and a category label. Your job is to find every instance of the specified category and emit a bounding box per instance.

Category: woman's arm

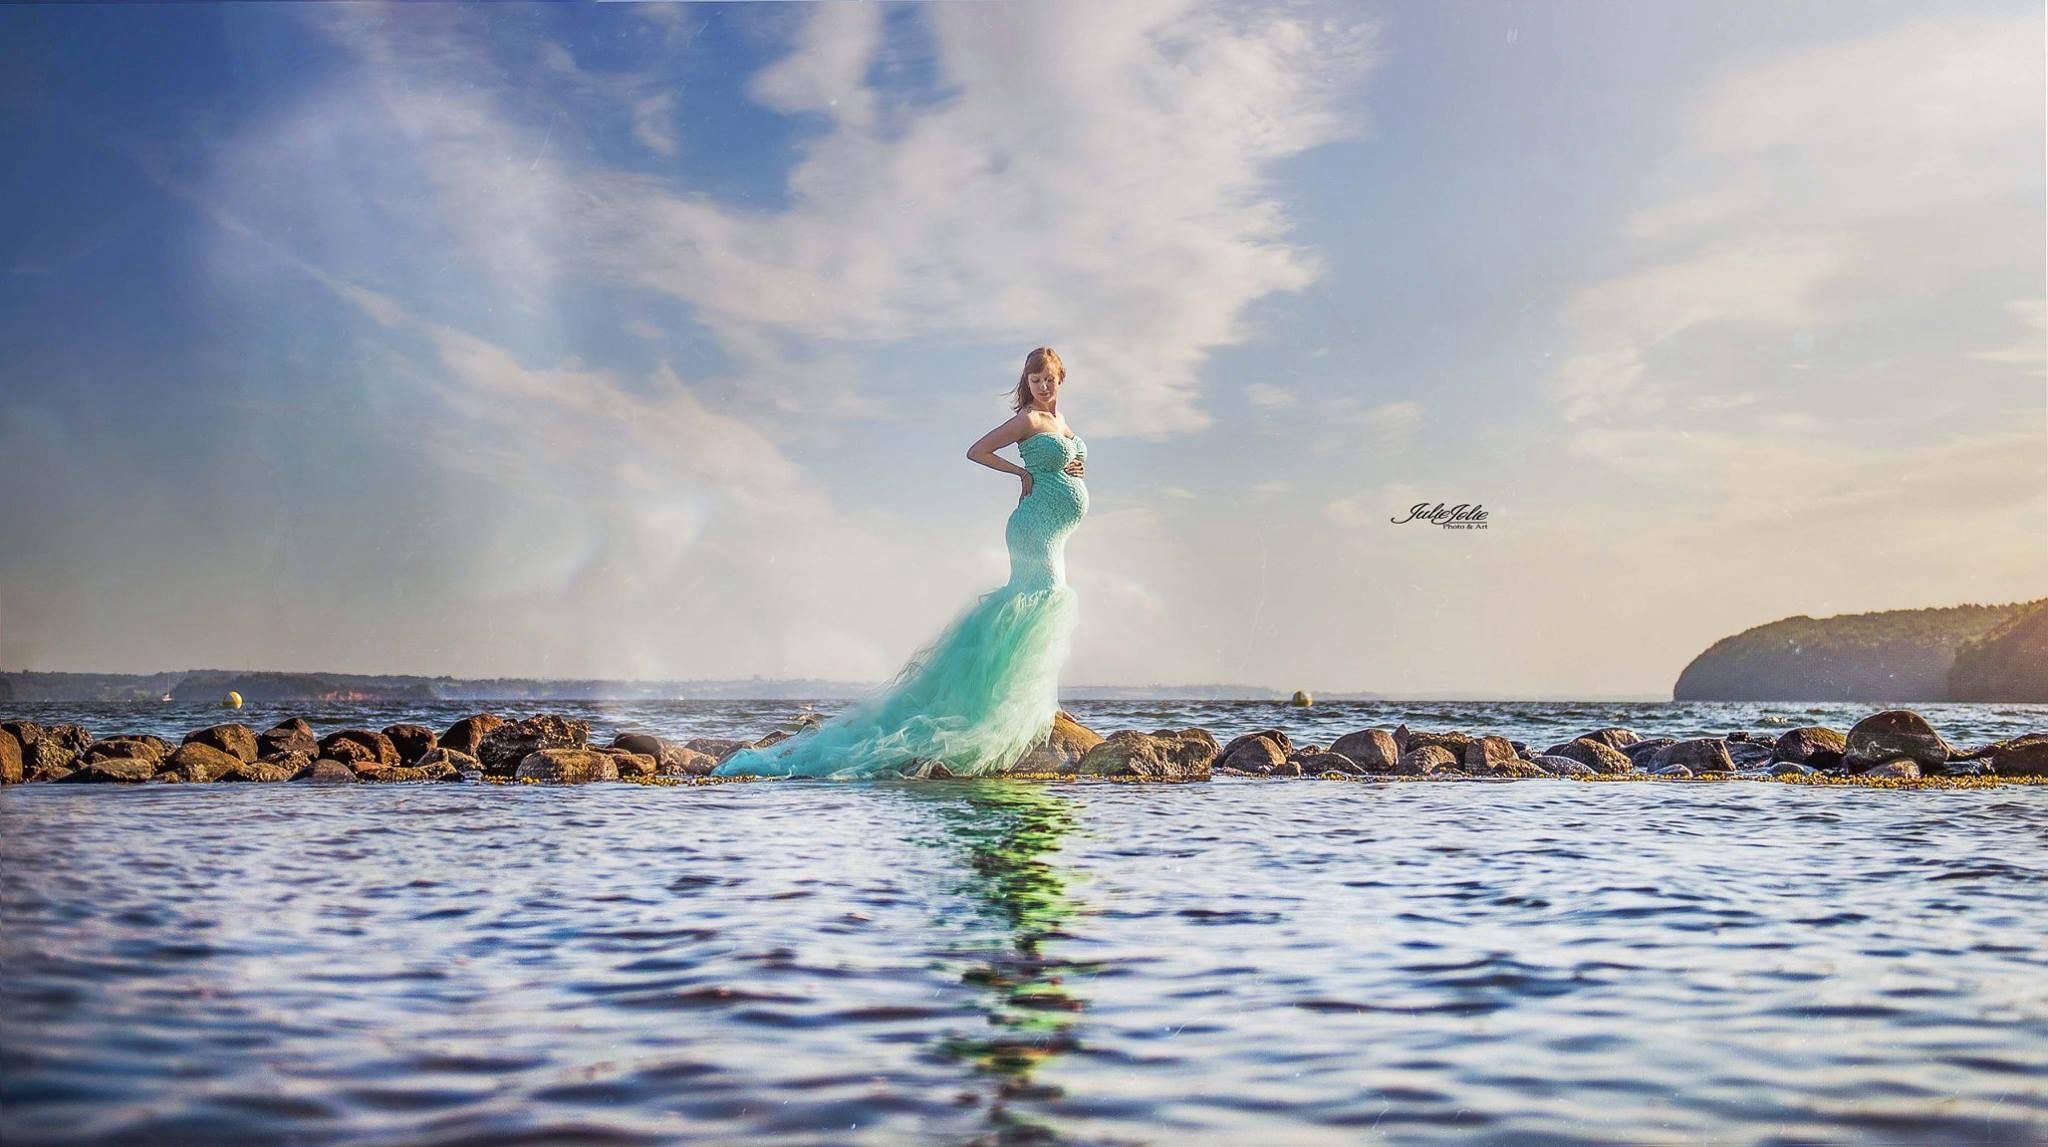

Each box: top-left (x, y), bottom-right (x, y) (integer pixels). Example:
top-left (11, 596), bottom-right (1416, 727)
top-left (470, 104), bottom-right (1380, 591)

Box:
top-left (966, 412), bottom-right (1037, 479)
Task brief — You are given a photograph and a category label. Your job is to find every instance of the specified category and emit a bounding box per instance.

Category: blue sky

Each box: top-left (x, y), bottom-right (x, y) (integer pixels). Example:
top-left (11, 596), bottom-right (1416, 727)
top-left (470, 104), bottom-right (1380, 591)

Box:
top-left (1, 0), bottom-right (2041, 698)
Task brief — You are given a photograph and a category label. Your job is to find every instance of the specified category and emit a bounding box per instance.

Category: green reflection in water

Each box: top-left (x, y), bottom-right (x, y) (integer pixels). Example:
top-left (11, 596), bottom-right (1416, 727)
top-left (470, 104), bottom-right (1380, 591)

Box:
top-left (897, 781), bottom-right (1100, 1146)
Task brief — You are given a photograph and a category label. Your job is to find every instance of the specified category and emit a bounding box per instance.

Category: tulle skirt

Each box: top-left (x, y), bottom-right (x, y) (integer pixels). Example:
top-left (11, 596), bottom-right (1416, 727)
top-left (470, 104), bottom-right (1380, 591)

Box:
top-left (712, 580), bottom-right (1079, 779)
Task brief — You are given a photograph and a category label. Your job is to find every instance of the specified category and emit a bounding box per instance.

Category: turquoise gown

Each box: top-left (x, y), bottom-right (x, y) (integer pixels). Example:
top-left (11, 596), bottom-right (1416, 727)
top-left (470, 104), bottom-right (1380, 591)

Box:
top-left (714, 431), bottom-right (1088, 779)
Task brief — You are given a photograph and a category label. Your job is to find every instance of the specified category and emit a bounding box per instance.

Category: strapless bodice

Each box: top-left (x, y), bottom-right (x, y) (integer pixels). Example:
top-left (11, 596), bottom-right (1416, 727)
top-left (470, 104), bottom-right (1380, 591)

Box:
top-left (1019, 431), bottom-right (1086, 473)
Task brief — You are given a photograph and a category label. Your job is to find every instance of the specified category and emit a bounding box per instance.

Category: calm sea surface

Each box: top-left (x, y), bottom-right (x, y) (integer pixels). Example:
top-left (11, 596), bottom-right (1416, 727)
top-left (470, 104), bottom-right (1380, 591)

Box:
top-left (4, 700), bottom-right (2046, 1145)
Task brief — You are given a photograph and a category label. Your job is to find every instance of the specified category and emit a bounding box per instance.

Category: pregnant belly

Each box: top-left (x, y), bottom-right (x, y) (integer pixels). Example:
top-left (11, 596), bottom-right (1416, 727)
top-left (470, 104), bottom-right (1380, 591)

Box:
top-left (1034, 473), bottom-right (1087, 519)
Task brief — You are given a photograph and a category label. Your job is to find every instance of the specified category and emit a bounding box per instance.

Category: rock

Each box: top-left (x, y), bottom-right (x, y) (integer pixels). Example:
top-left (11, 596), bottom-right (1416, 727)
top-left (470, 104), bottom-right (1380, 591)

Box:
top-left (262, 749), bottom-right (316, 774)
top-left (1770, 761), bottom-right (1816, 777)
top-left (610, 732), bottom-right (667, 758)
top-left (415, 747), bottom-right (483, 773)
top-left (1649, 738), bottom-right (1736, 774)
top-left (318, 729), bottom-right (401, 768)
top-left (1329, 728), bottom-right (1400, 772)
top-left (1622, 739), bottom-right (1676, 767)
top-left (1076, 728), bottom-right (1216, 780)
top-left (83, 736), bottom-right (169, 767)
top-left (219, 760), bottom-right (297, 782)
top-left (1221, 728), bottom-right (1293, 759)
top-left (599, 748), bottom-right (658, 779)
top-left (1575, 728), bottom-right (1642, 751)
top-left (478, 715), bottom-right (590, 776)
top-left (163, 742), bottom-right (242, 783)
top-left (1653, 765), bottom-right (1694, 779)
top-left (1844, 709), bottom-right (1954, 770)
top-left (1010, 710), bottom-right (1105, 773)
top-left (0, 728), bottom-right (20, 785)
top-left (56, 757), bottom-right (155, 783)
top-left (1402, 729), bottom-right (1475, 758)
top-left (1773, 725), bottom-right (1846, 766)
top-left (1218, 733), bottom-right (1289, 774)
top-left (318, 737), bottom-right (381, 769)
top-left (1724, 741), bottom-right (1776, 769)
top-left (382, 724), bottom-right (439, 765)
top-left (440, 713), bottom-right (506, 757)
top-left (1463, 735), bottom-right (1519, 770)
top-left (1975, 733), bottom-right (2048, 778)
top-left (1862, 758), bottom-right (1921, 779)
top-left (684, 737), bottom-right (753, 762)
top-left (367, 761), bottom-right (460, 783)
top-left (293, 759), bottom-right (360, 784)
top-left (1484, 757), bottom-right (1549, 778)
top-left (515, 747), bottom-right (620, 784)
top-left (1532, 755), bottom-right (1597, 777)
top-left (900, 758), bottom-right (958, 779)
top-left (1296, 751), bottom-right (1366, 775)
top-left (1547, 737), bottom-right (1635, 775)
top-left (183, 723), bottom-right (259, 763)
top-left (1395, 745), bottom-right (1458, 776)
top-left (656, 746), bottom-right (718, 777)
top-left (258, 717), bottom-right (319, 758)
top-left (7, 722), bottom-right (82, 779)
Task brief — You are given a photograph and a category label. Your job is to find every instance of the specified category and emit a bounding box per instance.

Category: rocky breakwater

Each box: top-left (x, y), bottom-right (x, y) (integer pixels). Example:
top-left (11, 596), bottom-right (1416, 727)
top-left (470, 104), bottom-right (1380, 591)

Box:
top-left (0, 708), bottom-right (2042, 787)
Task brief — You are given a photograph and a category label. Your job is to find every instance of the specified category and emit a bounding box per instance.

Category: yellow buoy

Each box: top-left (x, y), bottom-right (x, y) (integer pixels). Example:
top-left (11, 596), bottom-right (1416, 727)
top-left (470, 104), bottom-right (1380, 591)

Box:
top-left (223, 690), bottom-right (243, 708)
top-left (1291, 690), bottom-right (1313, 707)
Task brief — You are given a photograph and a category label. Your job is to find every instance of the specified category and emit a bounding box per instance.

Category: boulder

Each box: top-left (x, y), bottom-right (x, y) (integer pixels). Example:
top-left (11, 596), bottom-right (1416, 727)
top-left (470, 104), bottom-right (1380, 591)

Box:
top-left (599, 748), bottom-right (658, 779)
top-left (1395, 745), bottom-right (1458, 776)
top-left (183, 723), bottom-right (259, 763)
top-left (1975, 733), bottom-right (2048, 778)
top-left (683, 736), bottom-right (753, 762)
top-left (1463, 735), bottom-right (1519, 771)
top-left (1862, 758), bottom-right (1921, 779)
top-left (1010, 710), bottom-right (1105, 774)
top-left (1547, 737), bottom-right (1635, 775)
top-left (293, 759), bottom-right (359, 784)
top-left (751, 729), bottom-right (795, 750)
top-left (1220, 728), bottom-right (1293, 761)
top-left (1483, 757), bottom-right (1549, 778)
top-left (1770, 761), bottom-right (1816, 778)
top-left (1649, 739), bottom-right (1736, 774)
top-left (57, 757), bottom-right (155, 783)
top-left (1217, 733), bottom-right (1289, 774)
top-left (1329, 728), bottom-right (1400, 772)
top-left (382, 724), bottom-right (439, 765)
top-left (367, 761), bottom-right (461, 783)
top-left (258, 717), bottom-right (319, 758)
top-left (1076, 728), bottom-right (1216, 780)
top-left (1622, 739), bottom-right (1675, 767)
top-left (219, 760), bottom-right (297, 782)
top-left (656, 746), bottom-right (718, 777)
top-left (440, 713), bottom-right (506, 757)
top-left (415, 746), bottom-right (483, 773)
top-left (1532, 755), bottom-right (1597, 777)
top-left (515, 747), bottom-right (620, 784)
top-left (610, 732), bottom-right (667, 758)
top-left (318, 738), bottom-right (381, 769)
top-left (1652, 765), bottom-right (1694, 779)
top-left (1296, 751), bottom-right (1367, 775)
top-left (163, 742), bottom-right (242, 783)
top-left (261, 749), bottom-right (316, 774)
top-left (1402, 729), bottom-right (1475, 758)
top-left (318, 729), bottom-right (400, 768)
top-left (83, 736), bottom-right (169, 767)
top-left (0, 729), bottom-right (20, 785)
top-left (478, 715), bottom-right (591, 776)
top-left (1844, 710), bottom-right (1953, 770)
top-left (1575, 727), bottom-right (1642, 751)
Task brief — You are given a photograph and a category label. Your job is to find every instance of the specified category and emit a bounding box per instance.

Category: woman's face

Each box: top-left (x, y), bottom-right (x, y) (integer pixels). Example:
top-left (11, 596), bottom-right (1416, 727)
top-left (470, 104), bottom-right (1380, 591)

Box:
top-left (1027, 367), bottom-right (1060, 405)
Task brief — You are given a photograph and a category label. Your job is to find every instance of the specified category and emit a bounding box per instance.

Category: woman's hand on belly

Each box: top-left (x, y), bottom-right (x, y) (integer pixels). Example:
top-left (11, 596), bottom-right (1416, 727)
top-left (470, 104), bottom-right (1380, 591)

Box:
top-left (1062, 458), bottom-right (1085, 477)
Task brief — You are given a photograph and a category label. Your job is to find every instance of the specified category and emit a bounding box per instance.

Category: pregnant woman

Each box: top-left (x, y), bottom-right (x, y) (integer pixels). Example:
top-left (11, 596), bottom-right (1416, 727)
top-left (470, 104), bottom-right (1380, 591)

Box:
top-left (714, 347), bottom-right (1090, 779)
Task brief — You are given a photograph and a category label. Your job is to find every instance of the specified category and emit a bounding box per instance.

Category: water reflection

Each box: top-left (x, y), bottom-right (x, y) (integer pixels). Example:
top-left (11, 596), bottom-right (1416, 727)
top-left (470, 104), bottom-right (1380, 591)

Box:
top-left (901, 782), bottom-right (1095, 1146)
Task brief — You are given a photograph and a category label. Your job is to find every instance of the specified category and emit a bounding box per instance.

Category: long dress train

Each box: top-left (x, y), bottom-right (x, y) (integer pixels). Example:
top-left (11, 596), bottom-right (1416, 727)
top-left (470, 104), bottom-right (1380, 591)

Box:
top-left (714, 431), bottom-right (1089, 779)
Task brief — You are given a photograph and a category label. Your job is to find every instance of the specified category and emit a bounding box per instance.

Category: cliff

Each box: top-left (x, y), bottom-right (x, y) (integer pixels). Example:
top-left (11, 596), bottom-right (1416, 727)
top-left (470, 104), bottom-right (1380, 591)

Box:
top-left (1673, 599), bottom-right (2041, 702)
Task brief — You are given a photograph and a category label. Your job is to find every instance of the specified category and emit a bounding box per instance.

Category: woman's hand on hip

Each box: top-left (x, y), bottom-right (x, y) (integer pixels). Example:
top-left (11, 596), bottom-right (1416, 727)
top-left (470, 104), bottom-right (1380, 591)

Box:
top-left (1018, 473), bottom-right (1035, 501)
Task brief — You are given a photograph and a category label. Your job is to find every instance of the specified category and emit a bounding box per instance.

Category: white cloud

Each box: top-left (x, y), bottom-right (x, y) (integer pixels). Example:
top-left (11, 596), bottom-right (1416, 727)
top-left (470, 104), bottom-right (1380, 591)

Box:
top-left (1246, 382), bottom-right (1297, 408)
top-left (1968, 297), bottom-right (2047, 372)
top-left (1546, 11), bottom-right (2040, 423)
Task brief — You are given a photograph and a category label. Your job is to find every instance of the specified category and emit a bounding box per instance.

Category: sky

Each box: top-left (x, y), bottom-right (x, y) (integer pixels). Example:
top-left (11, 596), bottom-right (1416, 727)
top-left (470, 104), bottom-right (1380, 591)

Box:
top-left (0, 0), bottom-right (2042, 699)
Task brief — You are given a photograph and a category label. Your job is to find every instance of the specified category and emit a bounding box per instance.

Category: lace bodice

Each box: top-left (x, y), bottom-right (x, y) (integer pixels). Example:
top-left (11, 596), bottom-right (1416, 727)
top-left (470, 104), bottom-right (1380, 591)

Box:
top-left (1018, 430), bottom-right (1085, 473)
